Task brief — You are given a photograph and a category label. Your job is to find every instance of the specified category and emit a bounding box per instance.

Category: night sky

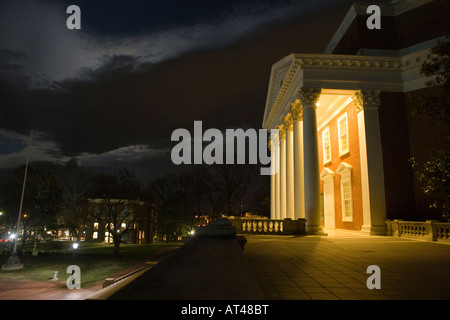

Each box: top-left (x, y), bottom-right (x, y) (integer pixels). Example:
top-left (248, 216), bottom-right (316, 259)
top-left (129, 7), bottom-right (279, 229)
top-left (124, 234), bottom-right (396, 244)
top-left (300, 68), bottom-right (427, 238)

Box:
top-left (0, 0), bottom-right (361, 182)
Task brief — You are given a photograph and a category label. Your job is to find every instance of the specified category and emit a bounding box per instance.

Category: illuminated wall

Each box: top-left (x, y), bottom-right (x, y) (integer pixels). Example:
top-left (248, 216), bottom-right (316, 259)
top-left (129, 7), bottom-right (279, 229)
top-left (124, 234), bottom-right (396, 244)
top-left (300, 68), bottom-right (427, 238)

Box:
top-left (318, 100), bottom-right (363, 231)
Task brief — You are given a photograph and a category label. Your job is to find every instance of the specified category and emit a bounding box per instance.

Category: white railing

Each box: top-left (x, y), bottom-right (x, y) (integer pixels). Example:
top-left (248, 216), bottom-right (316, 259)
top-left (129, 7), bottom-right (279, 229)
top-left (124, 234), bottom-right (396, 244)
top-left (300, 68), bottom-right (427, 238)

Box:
top-left (433, 222), bottom-right (450, 241)
top-left (387, 220), bottom-right (450, 242)
top-left (242, 220), bottom-right (283, 233)
top-left (230, 218), bottom-right (306, 235)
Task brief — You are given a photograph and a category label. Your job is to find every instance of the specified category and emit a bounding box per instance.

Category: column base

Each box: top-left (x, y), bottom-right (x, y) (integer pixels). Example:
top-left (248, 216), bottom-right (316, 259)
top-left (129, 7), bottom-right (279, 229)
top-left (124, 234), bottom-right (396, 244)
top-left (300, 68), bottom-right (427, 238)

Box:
top-left (305, 225), bottom-right (328, 236)
top-left (360, 224), bottom-right (386, 236)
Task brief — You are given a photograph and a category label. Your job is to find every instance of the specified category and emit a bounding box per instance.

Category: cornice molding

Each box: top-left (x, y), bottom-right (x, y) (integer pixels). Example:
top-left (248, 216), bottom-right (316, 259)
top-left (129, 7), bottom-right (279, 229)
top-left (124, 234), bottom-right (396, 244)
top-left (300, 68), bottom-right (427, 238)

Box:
top-left (262, 48), bottom-right (434, 129)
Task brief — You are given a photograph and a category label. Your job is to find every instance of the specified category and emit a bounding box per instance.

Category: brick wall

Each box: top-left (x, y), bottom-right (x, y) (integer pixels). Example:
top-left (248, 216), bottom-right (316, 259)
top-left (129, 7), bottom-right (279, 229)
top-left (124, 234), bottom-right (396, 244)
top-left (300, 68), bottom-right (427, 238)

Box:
top-left (378, 92), bottom-right (418, 220)
top-left (318, 101), bottom-right (363, 231)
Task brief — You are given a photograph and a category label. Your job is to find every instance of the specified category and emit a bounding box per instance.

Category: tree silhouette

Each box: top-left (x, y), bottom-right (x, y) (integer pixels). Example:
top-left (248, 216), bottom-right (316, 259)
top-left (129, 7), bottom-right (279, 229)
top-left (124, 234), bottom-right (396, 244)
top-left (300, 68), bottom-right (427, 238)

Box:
top-left (409, 37), bottom-right (450, 221)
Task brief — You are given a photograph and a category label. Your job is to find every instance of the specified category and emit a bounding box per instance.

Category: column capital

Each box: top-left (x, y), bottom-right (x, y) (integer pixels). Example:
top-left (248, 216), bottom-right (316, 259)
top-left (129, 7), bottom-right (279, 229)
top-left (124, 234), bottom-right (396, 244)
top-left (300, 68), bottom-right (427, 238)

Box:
top-left (297, 88), bottom-right (321, 108)
top-left (278, 123), bottom-right (286, 139)
top-left (283, 113), bottom-right (294, 131)
top-left (268, 130), bottom-right (280, 151)
top-left (270, 129), bottom-right (279, 142)
top-left (291, 100), bottom-right (303, 121)
top-left (352, 89), bottom-right (381, 112)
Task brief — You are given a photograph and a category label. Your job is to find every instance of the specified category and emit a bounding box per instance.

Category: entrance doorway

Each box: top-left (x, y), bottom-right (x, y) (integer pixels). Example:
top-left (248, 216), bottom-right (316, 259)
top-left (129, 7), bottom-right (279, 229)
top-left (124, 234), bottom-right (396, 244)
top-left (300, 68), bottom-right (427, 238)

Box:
top-left (321, 168), bottom-right (335, 229)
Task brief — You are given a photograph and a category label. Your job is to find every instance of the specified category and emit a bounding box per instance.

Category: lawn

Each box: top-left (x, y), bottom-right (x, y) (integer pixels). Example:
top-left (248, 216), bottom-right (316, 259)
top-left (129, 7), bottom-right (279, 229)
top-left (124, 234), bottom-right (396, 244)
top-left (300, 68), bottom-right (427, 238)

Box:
top-left (0, 241), bottom-right (183, 288)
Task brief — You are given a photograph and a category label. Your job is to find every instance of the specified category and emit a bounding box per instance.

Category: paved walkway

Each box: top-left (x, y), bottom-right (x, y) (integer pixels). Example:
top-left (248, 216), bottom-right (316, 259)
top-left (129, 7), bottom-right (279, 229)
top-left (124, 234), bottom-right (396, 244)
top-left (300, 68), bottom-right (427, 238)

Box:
top-left (1, 230), bottom-right (449, 300)
top-left (243, 230), bottom-right (450, 300)
top-left (0, 280), bottom-right (102, 300)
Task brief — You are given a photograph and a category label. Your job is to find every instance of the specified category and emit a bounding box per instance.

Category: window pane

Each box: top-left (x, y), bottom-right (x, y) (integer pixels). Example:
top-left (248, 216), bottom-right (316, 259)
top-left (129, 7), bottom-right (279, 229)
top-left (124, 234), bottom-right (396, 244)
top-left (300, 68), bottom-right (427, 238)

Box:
top-left (338, 115), bottom-right (349, 154)
top-left (342, 179), bottom-right (352, 218)
top-left (323, 128), bottom-right (331, 163)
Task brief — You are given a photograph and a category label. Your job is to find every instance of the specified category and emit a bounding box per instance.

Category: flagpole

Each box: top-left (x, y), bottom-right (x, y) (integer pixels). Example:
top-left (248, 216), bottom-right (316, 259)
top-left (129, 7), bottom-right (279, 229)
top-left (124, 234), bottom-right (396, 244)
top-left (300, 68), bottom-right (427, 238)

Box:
top-left (2, 129), bottom-right (33, 270)
top-left (12, 129), bottom-right (33, 255)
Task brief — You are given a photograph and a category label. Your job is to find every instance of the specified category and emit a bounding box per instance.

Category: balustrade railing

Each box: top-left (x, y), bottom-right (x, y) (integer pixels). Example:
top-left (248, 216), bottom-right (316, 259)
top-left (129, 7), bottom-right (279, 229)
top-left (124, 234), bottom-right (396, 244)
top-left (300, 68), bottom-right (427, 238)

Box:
top-left (229, 218), bottom-right (449, 240)
top-left (230, 218), bottom-right (306, 235)
top-left (433, 222), bottom-right (450, 241)
top-left (386, 219), bottom-right (450, 242)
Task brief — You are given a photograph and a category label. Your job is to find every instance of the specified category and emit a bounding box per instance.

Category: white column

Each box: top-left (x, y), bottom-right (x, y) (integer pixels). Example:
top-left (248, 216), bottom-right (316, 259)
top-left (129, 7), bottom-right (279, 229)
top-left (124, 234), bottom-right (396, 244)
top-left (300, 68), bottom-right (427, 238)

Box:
top-left (293, 106), bottom-right (305, 220)
top-left (270, 152), bottom-right (276, 220)
top-left (273, 133), bottom-right (281, 220)
top-left (299, 88), bottom-right (325, 235)
top-left (353, 90), bottom-right (387, 235)
top-left (280, 134), bottom-right (287, 219)
top-left (286, 125), bottom-right (295, 220)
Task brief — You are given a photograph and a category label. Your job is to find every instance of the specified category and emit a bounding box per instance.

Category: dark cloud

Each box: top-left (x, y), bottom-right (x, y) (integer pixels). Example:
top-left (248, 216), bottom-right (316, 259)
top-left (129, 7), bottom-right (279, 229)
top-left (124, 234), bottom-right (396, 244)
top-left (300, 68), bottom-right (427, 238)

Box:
top-left (0, 0), bottom-right (352, 181)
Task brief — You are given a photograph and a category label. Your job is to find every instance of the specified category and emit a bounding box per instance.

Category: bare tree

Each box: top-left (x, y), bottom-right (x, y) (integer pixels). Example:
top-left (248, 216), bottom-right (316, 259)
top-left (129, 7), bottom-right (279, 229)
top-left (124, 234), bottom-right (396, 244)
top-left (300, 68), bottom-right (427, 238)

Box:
top-left (0, 164), bottom-right (61, 251)
top-left (58, 161), bottom-right (92, 241)
top-left (90, 168), bottom-right (142, 256)
top-left (204, 164), bottom-right (259, 218)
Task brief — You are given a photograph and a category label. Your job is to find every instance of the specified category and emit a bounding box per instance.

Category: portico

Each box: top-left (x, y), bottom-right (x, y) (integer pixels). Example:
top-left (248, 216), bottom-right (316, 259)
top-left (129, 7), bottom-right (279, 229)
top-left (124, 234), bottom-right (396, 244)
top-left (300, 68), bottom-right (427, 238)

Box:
top-left (263, 48), bottom-right (430, 235)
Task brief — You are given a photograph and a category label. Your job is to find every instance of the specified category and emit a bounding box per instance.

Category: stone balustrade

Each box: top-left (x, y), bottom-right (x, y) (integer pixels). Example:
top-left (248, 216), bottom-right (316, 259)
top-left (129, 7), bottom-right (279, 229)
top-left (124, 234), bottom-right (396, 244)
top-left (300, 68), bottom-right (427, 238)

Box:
top-left (229, 217), bottom-right (306, 235)
top-left (433, 222), bottom-right (450, 241)
top-left (386, 219), bottom-right (450, 242)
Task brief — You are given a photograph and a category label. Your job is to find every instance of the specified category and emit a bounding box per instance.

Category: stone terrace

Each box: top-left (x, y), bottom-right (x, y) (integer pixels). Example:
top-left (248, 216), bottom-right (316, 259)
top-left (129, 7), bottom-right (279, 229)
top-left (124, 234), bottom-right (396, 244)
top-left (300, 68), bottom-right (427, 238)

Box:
top-left (243, 230), bottom-right (450, 300)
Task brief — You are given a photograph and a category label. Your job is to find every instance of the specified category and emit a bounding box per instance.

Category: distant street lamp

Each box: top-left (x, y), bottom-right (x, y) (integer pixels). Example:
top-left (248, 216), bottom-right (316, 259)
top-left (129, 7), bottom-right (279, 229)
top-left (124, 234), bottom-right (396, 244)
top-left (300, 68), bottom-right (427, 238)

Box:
top-left (71, 242), bottom-right (79, 266)
top-left (68, 242), bottom-right (80, 289)
top-left (0, 212), bottom-right (3, 242)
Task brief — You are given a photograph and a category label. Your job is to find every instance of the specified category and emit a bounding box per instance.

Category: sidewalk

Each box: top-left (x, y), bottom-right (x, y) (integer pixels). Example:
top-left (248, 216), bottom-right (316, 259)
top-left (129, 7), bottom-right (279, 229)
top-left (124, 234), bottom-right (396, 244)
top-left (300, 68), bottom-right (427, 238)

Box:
top-left (243, 230), bottom-right (450, 300)
top-left (0, 259), bottom-right (150, 300)
top-left (0, 280), bottom-right (102, 300)
top-left (1, 231), bottom-right (449, 300)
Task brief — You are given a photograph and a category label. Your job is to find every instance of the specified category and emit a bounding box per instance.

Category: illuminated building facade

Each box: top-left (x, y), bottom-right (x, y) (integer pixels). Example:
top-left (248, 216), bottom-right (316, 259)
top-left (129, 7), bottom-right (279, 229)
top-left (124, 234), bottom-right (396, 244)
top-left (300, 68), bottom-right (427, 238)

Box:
top-left (263, 0), bottom-right (449, 235)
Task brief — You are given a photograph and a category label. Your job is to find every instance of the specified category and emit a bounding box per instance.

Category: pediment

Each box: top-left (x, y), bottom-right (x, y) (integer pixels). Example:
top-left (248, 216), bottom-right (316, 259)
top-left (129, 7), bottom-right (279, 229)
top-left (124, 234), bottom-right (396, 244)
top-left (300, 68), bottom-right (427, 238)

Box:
top-left (337, 162), bottom-right (352, 176)
top-left (262, 54), bottom-right (297, 129)
top-left (320, 167), bottom-right (335, 179)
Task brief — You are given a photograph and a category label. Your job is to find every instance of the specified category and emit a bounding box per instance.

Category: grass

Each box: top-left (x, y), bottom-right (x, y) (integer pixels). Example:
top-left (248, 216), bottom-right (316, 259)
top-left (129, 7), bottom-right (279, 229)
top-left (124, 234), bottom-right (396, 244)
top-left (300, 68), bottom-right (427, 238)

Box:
top-left (0, 241), bottom-right (183, 288)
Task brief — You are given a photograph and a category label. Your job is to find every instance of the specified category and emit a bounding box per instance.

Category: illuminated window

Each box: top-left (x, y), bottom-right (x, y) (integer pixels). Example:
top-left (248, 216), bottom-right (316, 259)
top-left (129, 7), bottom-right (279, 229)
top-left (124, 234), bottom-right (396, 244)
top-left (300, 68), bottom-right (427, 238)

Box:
top-left (94, 222), bottom-right (98, 230)
top-left (104, 232), bottom-right (113, 243)
top-left (121, 223), bottom-right (126, 229)
top-left (93, 231), bottom-right (98, 239)
top-left (342, 180), bottom-right (352, 220)
top-left (338, 113), bottom-right (349, 155)
top-left (322, 127), bottom-right (331, 164)
top-left (337, 162), bottom-right (353, 222)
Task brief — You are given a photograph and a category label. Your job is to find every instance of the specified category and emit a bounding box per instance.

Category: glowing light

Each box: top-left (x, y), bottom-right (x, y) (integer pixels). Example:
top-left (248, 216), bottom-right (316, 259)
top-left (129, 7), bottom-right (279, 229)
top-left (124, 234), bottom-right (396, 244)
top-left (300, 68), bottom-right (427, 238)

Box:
top-left (72, 242), bottom-right (79, 250)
